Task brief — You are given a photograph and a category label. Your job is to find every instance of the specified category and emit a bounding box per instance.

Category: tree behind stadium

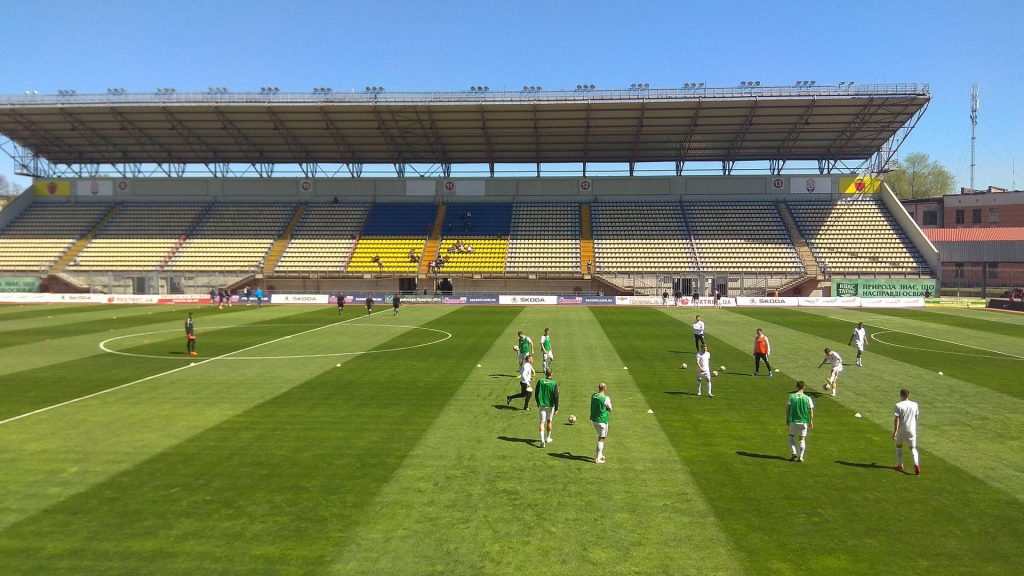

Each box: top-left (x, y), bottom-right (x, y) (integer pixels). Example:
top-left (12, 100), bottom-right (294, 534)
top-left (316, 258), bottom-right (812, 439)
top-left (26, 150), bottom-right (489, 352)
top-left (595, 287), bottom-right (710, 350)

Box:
top-left (885, 152), bottom-right (955, 199)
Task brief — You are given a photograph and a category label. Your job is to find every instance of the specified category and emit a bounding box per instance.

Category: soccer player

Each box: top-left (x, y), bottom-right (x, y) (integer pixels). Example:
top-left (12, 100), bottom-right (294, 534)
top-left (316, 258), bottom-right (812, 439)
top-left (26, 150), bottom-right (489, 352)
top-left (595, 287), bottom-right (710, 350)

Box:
top-left (692, 290), bottom-right (701, 309)
top-left (336, 292), bottom-right (345, 314)
top-left (817, 347), bottom-right (843, 396)
top-left (753, 328), bottom-right (773, 377)
top-left (535, 368), bottom-right (559, 447)
top-left (540, 328), bottom-right (553, 372)
top-left (714, 290), bottom-right (722, 309)
top-left (254, 287), bottom-right (263, 306)
top-left (517, 330), bottom-right (534, 369)
top-left (696, 344), bottom-right (713, 397)
top-left (208, 287), bottom-right (217, 307)
top-left (848, 322), bottom-right (868, 367)
top-left (185, 312), bottom-right (197, 356)
top-left (692, 315), bottom-right (706, 352)
top-left (507, 354), bottom-right (535, 410)
top-left (590, 382), bottom-right (613, 464)
top-left (786, 381), bottom-right (814, 462)
top-left (893, 388), bottom-right (921, 475)
top-left (365, 296), bottom-right (374, 316)
top-left (392, 293), bottom-right (401, 316)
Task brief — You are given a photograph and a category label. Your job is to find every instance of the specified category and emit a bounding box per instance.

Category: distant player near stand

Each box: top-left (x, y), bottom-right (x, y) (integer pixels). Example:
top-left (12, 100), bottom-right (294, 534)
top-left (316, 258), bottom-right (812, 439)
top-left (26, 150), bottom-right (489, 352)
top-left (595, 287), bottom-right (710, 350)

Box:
top-left (516, 330), bottom-right (534, 369)
top-left (692, 290), bottom-right (701, 309)
top-left (818, 347), bottom-right (843, 395)
top-left (848, 322), bottom-right (868, 366)
top-left (714, 290), bottom-right (722, 309)
top-left (540, 328), bottom-right (553, 372)
top-left (696, 344), bottom-right (713, 397)
top-left (365, 296), bottom-right (373, 316)
top-left (336, 292), bottom-right (345, 314)
top-left (893, 388), bottom-right (921, 475)
top-left (692, 315), bottom-right (706, 353)
top-left (753, 328), bottom-right (773, 377)
top-left (185, 312), bottom-right (197, 356)
top-left (786, 381), bottom-right (814, 462)
top-left (535, 368), bottom-right (559, 447)
top-left (507, 354), bottom-right (535, 410)
top-left (590, 382), bottom-right (613, 464)
top-left (392, 293), bottom-right (401, 316)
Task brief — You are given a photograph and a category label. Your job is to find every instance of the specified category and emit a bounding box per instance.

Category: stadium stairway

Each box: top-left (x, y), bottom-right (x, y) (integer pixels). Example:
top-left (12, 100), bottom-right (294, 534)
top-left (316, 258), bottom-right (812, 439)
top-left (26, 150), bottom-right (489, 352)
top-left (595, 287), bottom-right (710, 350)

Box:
top-left (262, 203), bottom-right (306, 274)
top-left (579, 203), bottom-right (594, 276)
top-left (419, 204), bottom-right (446, 276)
top-left (776, 202), bottom-right (821, 277)
top-left (49, 203), bottom-right (120, 274)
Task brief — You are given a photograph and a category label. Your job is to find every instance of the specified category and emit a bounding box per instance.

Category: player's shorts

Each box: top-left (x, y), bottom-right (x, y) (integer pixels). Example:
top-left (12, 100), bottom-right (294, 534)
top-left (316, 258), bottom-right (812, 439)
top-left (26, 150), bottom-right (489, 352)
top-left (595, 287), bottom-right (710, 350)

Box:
top-left (698, 371), bottom-right (711, 381)
top-left (186, 334), bottom-right (195, 340)
top-left (592, 421), bottom-right (609, 437)
top-left (788, 422), bottom-right (809, 437)
top-left (895, 431), bottom-right (917, 448)
top-left (830, 367), bottom-right (843, 381)
top-left (855, 343), bottom-right (864, 353)
top-left (543, 351), bottom-right (553, 362)
top-left (539, 406), bottom-right (556, 422)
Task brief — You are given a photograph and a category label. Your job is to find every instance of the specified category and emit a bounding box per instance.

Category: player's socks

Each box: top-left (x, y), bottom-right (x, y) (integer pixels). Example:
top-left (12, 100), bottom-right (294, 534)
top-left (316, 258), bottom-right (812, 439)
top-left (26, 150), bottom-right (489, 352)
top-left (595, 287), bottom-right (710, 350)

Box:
top-left (897, 446), bottom-right (903, 465)
top-left (911, 447), bottom-right (920, 466)
top-left (789, 436), bottom-right (797, 456)
top-left (707, 383), bottom-right (713, 397)
top-left (798, 440), bottom-right (806, 461)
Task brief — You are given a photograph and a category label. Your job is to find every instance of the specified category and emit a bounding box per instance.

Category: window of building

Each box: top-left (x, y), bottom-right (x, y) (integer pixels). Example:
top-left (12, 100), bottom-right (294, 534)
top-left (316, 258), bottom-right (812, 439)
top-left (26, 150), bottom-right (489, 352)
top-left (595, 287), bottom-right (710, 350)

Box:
top-left (989, 207), bottom-right (1000, 224)
top-left (972, 209), bottom-right (982, 224)
top-left (955, 209), bottom-right (965, 224)
top-left (987, 263), bottom-right (999, 279)
top-left (923, 211), bottom-right (937, 225)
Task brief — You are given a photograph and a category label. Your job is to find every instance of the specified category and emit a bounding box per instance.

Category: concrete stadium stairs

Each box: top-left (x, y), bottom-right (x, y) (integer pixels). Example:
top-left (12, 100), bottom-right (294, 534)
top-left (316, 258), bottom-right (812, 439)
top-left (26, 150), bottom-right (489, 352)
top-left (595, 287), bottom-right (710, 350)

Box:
top-left (263, 203), bottom-right (306, 274)
top-left (579, 203), bottom-right (594, 276)
top-left (419, 204), bottom-right (447, 276)
top-left (49, 203), bottom-right (120, 274)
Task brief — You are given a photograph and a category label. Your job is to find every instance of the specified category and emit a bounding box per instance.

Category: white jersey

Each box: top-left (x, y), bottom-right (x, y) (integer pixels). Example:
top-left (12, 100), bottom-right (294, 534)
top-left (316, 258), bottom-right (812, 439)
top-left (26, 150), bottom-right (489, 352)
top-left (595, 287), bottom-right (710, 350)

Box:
top-left (693, 321), bottom-right (705, 335)
top-left (827, 351), bottom-right (843, 369)
top-left (852, 327), bottom-right (867, 348)
top-left (894, 399), bottom-right (920, 436)
top-left (520, 362), bottom-right (535, 384)
top-left (696, 351), bottom-right (711, 374)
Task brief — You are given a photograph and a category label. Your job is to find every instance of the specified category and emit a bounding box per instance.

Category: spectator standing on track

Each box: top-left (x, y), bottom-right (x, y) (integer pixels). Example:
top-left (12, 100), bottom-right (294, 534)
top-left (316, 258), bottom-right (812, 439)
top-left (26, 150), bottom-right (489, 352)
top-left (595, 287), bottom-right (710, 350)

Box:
top-left (254, 287), bottom-right (263, 306)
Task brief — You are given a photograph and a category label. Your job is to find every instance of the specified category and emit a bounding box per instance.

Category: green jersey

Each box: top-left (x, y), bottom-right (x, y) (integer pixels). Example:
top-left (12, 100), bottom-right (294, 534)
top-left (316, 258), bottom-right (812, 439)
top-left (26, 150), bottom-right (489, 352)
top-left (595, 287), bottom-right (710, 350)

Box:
top-left (535, 378), bottom-right (559, 409)
top-left (518, 335), bottom-right (532, 355)
top-left (590, 393), bottom-right (611, 423)
top-left (541, 334), bottom-right (551, 353)
top-left (787, 393), bottom-right (813, 424)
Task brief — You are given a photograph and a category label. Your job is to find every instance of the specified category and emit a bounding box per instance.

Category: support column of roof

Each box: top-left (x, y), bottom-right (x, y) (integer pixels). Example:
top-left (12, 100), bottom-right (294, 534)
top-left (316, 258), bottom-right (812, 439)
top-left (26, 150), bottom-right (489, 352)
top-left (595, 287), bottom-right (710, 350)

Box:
top-left (628, 99), bottom-right (648, 177)
top-left (213, 109), bottom-right (268, 176)
top-left (266, 108), bottom-right (316, 177)
top-left (162, 108), bottom-right (225, 176)
top-left (722, 100), bottom-right (759, 175)
top-left (676, 99), bottom-right (703, 176)
top-left (319, 107), bottom-right (362, 177)
top-left (477, 106), bottom-right (496, 178)
top-left (372, 105), bottom-right (405, 178)
top-left (822, 97), bottom-right (876, 174)
top-left (772, 98), bottom-right (817, 174)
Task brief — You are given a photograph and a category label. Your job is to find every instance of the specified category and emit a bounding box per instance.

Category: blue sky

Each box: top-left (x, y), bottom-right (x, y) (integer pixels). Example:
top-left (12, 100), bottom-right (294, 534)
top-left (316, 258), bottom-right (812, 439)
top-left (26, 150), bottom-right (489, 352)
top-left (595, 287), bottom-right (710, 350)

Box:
top-left (1, 0), bottom-right (1021, 190)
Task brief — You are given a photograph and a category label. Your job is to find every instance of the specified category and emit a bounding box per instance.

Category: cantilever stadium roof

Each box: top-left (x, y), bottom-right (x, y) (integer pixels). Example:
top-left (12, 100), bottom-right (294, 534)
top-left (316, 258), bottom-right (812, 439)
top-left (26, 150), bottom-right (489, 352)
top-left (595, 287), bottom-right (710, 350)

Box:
top-left (0, 84), bottom-right (929, 167)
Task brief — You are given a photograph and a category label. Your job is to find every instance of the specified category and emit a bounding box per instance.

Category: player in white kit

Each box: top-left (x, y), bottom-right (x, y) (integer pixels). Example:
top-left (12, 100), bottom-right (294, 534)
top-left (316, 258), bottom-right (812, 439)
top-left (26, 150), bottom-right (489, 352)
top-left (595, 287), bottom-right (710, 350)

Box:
top-left (695, 344), bottom-right (713, 397)
top-left (817, 348), bottom-right (843, 396)
top-left (848, 322), bottom-right (868, 366)
top-left (893, 388), bottom-right (921, 475)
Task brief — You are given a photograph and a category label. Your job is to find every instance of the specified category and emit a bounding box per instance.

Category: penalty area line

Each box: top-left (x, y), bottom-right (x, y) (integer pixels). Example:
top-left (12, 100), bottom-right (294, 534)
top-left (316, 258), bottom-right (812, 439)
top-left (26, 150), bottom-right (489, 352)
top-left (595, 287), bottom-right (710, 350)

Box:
top-left (0, 309), bottom-right (390, 427)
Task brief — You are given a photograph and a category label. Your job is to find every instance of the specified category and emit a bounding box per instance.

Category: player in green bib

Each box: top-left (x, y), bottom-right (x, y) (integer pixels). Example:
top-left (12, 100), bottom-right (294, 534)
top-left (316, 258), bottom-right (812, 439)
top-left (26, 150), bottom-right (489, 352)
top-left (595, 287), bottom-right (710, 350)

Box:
top-left (535, 368), bottom-right (560, 447)
top-left (590, 383), bottom-right (613, 464)
top-left (541, 328), bottom-right (553, 372)
top-left (786, 381), bottom-right (815, 462)
top-left (516, 331), bottom-right (534, 370)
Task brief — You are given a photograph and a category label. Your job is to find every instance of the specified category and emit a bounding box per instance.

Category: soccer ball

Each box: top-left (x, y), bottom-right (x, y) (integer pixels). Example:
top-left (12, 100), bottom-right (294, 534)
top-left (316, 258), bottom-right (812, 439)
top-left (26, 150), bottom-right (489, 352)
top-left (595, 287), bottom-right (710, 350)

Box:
top-left (681, 362), bottom-right (688, 369)
top-left (712, 370), bottom-right (719, 377)
top-left (513, 345), bottom-right (520, 352)
top-left (720, 365), bottom-right (726, 371)
top-left (824, 383), bottom-right (832, 391)
top-left (568, 415), bottom-right (577, 424)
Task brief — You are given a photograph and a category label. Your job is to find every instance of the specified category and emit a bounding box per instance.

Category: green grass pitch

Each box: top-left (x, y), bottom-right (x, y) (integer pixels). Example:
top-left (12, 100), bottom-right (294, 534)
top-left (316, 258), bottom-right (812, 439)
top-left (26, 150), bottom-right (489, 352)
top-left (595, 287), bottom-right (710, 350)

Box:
top-left (0, 302), bottom-right (1021, 575)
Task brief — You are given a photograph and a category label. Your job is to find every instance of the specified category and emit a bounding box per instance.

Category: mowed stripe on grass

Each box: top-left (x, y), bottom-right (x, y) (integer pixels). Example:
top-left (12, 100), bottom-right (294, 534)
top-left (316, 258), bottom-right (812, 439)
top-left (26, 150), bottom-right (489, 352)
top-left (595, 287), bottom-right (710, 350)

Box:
top-left (0, 306), bottom-right (518, 575)
top-left (597, 306), bottom-right (1024, 575)
top-left (328, 306), bottom-right (745, 576)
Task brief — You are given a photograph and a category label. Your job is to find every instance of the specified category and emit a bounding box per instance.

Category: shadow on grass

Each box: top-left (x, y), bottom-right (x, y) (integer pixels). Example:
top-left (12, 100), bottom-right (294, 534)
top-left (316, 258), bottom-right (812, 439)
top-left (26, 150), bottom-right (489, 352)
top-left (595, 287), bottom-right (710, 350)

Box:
top-left (548, 451), bottom-right (592, 463)
top-left (489, 373), bottom-right (518, 379)
top-left (664, 391), bottom-right (699, 396)
top-left (835, 460), bottom-right (893, 471)
top-left (492, 404), bottom-right (518, 411)
top-left (497, 436), bottom-right (537, 447)
top-left (736, 451), bottom-right (792, 462)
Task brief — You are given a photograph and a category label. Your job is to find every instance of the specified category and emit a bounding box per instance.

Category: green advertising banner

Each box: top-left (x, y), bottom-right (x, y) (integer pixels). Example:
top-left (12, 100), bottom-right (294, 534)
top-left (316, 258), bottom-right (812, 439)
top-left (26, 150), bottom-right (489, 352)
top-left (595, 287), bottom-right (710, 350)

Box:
top-left (0, 276), bottom-right (41, 293)
top-left (833, 278), bottom-right (937, 298)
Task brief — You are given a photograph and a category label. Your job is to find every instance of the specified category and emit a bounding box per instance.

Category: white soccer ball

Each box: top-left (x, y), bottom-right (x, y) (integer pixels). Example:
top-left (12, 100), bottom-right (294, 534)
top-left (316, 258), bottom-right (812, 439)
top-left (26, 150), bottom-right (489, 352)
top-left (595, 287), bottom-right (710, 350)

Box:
top-left (712, 370), bottom-right (719, 377)
top-left (568, 415), bottom-right (577, 424)
top-left (938, 371), bottom-right (944, 376)
top-left (824, 383), bottom-right (831, 391)
top-left (681, 363), bottom-right (688, 369)
top-left (336, 363), bottom-right (341, 367)
top-left (513, 345), bottom-right (519, 352)
top-left (775, 368), bottom-right (780, 373)
top-left (647, 409), bottom-right (654, 414)
top-left (720, 365), bottom-right (726, 371)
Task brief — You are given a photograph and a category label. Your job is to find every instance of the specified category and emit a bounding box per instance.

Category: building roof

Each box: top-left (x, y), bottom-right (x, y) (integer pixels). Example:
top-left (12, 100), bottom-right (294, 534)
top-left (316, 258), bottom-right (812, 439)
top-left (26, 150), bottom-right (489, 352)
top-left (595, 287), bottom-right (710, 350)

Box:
top-left (925, 227), bottom-right (1024, 242)
top-left (0, 84), bottom-right (929, 167)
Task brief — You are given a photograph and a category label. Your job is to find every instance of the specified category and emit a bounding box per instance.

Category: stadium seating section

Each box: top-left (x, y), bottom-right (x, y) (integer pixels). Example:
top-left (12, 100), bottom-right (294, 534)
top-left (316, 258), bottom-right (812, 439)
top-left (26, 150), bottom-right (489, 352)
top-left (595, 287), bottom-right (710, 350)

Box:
top-left (70, 203), bottom-right (206, 271)
top-left (347, 203), bottom-right (438, 273)
top-left (684, 202), bottom-right (804, 274)
top-left (0, 197), bottom-right (933, 279)
top-left (169, 204), bottom-right (294, 272)
top-left (506, 202), bottom-right (581, 274)
top-left (0, 204), bottom-right (108, 271)
top-left (591, 202), bottom-right (696, 273)
top-left (788, 199), bottom-right (932, 276)
top-left (274, 204), bottom-right (370, 274)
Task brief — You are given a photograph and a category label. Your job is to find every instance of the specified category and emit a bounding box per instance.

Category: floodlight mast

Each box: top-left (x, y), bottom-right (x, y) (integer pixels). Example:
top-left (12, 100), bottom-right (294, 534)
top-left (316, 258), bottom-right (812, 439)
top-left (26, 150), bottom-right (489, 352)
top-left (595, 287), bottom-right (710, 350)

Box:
top-left (970, 84), bottom-right (978, 192)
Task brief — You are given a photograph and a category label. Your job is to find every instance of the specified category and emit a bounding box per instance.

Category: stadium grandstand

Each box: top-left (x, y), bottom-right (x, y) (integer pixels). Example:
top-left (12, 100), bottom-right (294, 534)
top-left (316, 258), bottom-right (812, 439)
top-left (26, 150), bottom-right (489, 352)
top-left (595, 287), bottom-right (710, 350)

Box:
top-left (0, 83), bottom-right (937, 297)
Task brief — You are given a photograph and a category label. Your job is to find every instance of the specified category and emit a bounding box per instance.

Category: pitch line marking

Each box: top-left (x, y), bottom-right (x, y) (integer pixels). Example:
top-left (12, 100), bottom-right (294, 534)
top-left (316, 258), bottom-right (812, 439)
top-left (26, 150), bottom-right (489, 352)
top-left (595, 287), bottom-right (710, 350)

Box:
top-left (0, 311), bottom-right (390, 427)
top-left (870, 330), bottom-right (1024, 361)
top-left (99, 324), bottom-right (452, 360)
